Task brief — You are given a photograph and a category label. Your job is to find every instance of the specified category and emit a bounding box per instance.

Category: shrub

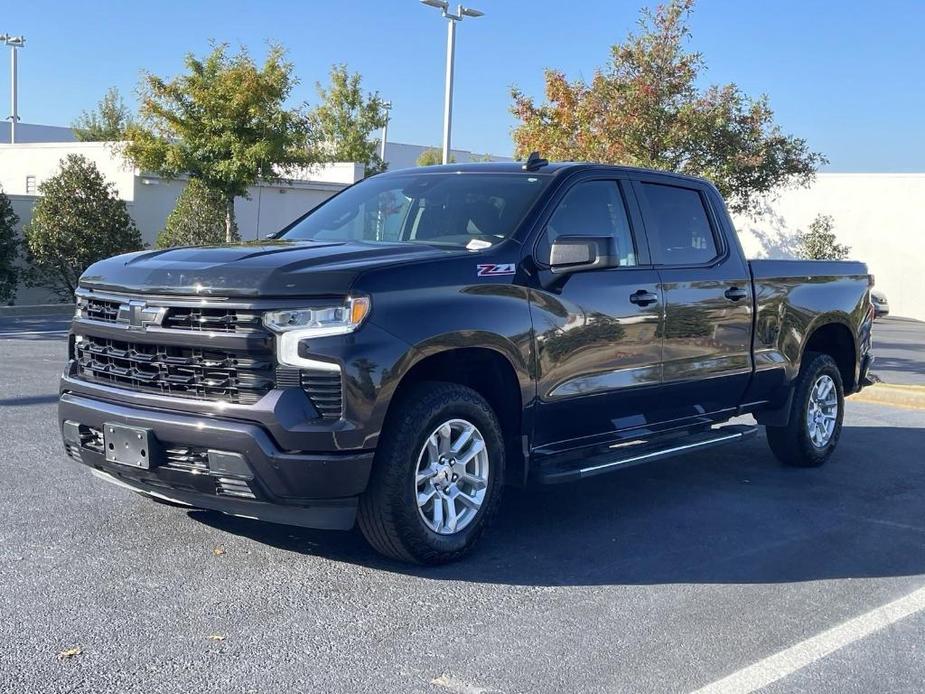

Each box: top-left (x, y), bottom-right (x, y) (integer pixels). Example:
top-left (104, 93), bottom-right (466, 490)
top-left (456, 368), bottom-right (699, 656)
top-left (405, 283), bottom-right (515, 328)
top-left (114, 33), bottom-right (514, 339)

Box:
top-left (156, 179), bottom-right (240, 249)
top-left (23, 155), bottom-right (142, 298)
top-left (0, 190), bottom-right (20, 304)
top-left (796, 214), bottom-right (851, 260)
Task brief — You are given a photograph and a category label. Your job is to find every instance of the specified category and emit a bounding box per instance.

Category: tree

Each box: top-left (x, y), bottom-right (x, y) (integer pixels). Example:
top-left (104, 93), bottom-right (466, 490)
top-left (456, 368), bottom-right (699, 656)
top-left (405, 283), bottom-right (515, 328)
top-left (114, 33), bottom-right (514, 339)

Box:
top-left (0, 190), bottom-right (19, 304)
top-left (23, 155), bottom-right (142, 298)
top-left (310, 64), bottom-right (390, 176)
top-left (72, 87), bottom-right (134, 142)
top-left (510, 0), bottom-right (826, 214)
top-left (123, 44), bottom-right (319, 242)
top-left (796, 214), bottom-right (850, 260)
top-left (416, 148), bottom-right (455, 166)
top-left (156, 179), bottom-right (241, 249)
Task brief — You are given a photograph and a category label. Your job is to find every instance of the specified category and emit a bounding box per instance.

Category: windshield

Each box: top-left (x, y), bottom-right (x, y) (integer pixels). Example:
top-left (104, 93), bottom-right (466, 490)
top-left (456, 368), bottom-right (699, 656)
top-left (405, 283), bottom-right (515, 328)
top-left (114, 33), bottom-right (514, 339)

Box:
top-left (281, 172), bottom-right (551, 249)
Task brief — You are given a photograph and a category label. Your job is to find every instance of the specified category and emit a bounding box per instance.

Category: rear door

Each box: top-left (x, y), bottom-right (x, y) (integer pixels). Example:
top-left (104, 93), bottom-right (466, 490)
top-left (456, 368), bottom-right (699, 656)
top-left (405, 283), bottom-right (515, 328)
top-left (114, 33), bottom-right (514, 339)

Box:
top-left (632, 177), bottom-right (753, 423)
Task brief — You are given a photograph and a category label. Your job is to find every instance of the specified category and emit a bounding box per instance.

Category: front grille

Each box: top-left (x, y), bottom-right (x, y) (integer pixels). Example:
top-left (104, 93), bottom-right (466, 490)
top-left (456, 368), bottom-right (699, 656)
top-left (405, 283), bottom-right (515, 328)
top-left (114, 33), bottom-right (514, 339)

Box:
top-left (80, 424), bottom-right (105, 453)
top-left (164, 446), bottom-right (210, 472)
top-left (65, 425), bottom-right (104, 462)
top-left (277, 366), bottom-right (343, 420)
top-left (163, 307), bottom-right (263, 334)
top-left (216, 477), bottom-right (256, 499)
top-left (75, 335), bottom-right (274, 404)
top-left (302, 371), bottom-right (343, 419)
top-left (84, 297), bottom-right (120, 323)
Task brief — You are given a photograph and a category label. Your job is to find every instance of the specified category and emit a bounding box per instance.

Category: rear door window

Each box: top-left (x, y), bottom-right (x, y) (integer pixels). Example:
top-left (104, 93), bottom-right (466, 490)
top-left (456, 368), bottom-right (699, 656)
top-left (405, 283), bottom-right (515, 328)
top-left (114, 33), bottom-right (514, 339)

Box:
top-left (639, 183), bottom-right (718, 265)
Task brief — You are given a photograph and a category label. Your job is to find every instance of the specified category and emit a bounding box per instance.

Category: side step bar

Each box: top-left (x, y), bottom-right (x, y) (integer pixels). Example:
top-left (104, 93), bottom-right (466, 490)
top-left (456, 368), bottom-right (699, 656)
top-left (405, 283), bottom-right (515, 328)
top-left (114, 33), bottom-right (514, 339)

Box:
top-left (535, 424), bottom-right (758, 484)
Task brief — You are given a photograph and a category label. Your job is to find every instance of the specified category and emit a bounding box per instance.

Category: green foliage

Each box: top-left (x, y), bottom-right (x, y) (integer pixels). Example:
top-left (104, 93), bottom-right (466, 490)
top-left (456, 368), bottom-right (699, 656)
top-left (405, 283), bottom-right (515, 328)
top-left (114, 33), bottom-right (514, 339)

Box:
top-left (23, 155), bottom-right (142, 298)
top-left (416, 148), bottom-right (455, 166)
top-left (310, 64), bottom-right (389, 176)
top-left (797, 214), bottom-right (851, 260)
top-left (72, 87), bottom-right (133, 142)
top-left (123, 44), bottom-right (319, 241)
top-left (156, 179), bottom-right (241, 249)
top-left (0, 190), bottom-right (20, 304)
top-left (510, 0), bottom-right (826, 214)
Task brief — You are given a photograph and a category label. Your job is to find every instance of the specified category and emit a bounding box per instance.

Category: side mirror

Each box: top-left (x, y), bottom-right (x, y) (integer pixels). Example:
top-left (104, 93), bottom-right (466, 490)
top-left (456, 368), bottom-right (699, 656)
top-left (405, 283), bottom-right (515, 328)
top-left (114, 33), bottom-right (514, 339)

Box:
top-left (548, 235), bottom-right (615, 274)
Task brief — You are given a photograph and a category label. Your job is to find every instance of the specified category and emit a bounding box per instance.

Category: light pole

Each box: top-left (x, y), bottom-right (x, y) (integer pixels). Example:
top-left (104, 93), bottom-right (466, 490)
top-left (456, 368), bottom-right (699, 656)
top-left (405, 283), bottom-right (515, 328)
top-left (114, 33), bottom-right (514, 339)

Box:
top-left (0, 34), bottom-right (25, 144)
top-left (419, 1), bottom-right (483, 164)
top-left (380, 100), bottom-right (392, 164)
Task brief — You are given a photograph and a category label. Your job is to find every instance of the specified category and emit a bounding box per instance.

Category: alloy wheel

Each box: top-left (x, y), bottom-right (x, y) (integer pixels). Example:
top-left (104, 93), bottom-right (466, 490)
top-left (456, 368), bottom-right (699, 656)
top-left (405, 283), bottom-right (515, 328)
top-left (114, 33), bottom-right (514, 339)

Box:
top-left (414, 418), bottom-right (490, 535)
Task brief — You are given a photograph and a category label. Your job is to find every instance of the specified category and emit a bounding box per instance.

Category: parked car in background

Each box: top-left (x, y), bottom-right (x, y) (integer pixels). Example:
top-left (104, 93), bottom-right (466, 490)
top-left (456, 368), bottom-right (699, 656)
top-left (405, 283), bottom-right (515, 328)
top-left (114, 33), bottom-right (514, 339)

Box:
top-left (871, 288), bottom-right (890, 318)
top-left (59, 159), bottom-right (875, 564)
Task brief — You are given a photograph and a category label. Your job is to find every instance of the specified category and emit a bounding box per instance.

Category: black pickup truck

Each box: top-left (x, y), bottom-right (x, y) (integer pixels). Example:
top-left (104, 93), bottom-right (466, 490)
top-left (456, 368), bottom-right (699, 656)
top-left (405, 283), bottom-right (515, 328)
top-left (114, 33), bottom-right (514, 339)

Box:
top-left (59, 159), bottom-right (874, 563)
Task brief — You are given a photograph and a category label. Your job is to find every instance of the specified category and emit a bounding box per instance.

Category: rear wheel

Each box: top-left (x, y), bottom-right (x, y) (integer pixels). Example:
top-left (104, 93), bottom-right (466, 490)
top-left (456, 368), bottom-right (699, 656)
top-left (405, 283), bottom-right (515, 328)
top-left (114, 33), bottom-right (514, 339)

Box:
top-left (358, 382), bottom-right (505, 564)
top-left (765, 352), bottom-right (845, 467)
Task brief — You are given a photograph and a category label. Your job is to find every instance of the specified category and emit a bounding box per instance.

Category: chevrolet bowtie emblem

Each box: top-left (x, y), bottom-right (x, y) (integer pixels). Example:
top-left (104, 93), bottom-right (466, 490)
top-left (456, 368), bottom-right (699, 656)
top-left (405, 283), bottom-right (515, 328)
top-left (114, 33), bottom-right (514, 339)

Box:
top-left (117, 300), bottom-right (165, 331)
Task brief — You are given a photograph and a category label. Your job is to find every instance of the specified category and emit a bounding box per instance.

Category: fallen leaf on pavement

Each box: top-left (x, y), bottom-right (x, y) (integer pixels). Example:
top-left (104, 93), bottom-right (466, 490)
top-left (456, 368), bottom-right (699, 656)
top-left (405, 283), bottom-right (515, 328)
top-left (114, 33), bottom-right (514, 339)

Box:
top-left (212, 546), bottom-right (225, 556)
top-left (58, 646), bottom-right (82, 660)
top-left (207, 634), bottom-right (226, 641)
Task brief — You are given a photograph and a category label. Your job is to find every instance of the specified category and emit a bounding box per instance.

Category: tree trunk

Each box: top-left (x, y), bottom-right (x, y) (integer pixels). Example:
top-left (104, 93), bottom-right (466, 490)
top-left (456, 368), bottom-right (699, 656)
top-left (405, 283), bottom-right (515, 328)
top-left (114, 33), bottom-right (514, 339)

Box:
top-left (225, 197), bottom-right (236, 244)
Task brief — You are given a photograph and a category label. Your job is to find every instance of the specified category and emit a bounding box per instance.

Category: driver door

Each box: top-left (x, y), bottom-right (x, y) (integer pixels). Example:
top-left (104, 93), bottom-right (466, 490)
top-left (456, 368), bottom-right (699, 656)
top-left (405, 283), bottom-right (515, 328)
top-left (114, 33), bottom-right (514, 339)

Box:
top-left (528, 177), bottom-right (665, 453)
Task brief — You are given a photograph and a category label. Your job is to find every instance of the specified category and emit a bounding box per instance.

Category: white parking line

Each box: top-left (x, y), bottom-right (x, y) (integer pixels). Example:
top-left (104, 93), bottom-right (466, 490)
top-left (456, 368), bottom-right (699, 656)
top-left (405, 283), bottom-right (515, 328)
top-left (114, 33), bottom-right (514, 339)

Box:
top-left (692, 584), bottom-right (925, 694)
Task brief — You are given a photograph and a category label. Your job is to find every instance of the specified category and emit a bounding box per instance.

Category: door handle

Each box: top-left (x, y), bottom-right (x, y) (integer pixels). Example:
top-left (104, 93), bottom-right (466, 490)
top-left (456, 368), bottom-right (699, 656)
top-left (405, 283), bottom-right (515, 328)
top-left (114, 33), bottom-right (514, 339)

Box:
top-left (630, 289), bottom-right (659, 306)
top-left (724, 286), bottom-right (748, 302)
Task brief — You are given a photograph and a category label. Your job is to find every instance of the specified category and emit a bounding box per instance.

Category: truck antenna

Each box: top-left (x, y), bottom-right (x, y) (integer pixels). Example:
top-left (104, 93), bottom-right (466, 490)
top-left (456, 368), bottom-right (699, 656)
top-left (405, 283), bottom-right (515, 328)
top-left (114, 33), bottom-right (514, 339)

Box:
top-left (522, 151), bottom-right (549, 172)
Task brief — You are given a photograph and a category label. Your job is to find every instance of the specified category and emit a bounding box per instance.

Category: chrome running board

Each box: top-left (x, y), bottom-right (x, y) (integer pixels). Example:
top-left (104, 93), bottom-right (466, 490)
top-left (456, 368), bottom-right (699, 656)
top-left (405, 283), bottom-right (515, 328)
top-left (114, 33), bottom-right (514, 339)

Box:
top-left (535, 424), bottom-right (758, 484)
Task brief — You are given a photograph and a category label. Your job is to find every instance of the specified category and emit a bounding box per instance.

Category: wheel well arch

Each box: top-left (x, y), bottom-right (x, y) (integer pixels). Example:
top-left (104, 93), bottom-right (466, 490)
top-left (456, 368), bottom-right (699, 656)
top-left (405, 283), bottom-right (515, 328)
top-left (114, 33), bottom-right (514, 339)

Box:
top-left (385, 347), bottom-right (527, 485)
top-left (803, 320), bottom-right (857, 392)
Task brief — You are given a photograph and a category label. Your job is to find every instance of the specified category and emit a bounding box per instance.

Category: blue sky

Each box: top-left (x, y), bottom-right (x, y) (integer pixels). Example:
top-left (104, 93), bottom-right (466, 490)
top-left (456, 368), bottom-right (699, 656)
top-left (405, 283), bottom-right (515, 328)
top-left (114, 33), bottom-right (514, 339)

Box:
top-left (2, 0), bottom-right (924, 171)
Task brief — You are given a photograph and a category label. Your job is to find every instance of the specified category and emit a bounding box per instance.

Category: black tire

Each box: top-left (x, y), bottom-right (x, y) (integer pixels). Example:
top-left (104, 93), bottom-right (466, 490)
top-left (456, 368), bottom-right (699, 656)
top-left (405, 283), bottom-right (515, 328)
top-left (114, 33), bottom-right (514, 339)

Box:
top-left (765, 352), bottom-right (845, 467)
top-left (357, 382), bottom-right (505, 564)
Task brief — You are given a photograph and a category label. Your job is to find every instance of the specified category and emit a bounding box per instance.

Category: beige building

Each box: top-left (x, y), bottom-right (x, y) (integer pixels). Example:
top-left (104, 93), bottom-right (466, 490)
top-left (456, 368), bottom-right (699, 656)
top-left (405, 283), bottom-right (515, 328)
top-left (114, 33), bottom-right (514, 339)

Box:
top-left (733, 174), bottom-right (925, 322)
top-left (1, 142), bottom-right (363, 303)
top-left (3, 141), bottom-right (922, 320)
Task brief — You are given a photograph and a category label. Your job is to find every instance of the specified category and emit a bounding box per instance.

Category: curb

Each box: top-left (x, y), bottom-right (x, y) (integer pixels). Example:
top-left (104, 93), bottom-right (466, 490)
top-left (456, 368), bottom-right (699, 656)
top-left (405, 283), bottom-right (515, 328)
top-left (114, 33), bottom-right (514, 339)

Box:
top-left (0, 303), bottom-right (74, 318)
top-left (850, 383), bottom-right (925, 410)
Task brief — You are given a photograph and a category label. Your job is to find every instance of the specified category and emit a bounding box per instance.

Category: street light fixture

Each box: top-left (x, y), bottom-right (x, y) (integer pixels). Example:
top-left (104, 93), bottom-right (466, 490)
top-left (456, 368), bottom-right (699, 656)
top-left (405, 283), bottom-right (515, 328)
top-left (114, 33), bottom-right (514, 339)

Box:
top-left (0, 34), bottom-right (25, 144)
top-left (419, 2), bottom-right (484, 164)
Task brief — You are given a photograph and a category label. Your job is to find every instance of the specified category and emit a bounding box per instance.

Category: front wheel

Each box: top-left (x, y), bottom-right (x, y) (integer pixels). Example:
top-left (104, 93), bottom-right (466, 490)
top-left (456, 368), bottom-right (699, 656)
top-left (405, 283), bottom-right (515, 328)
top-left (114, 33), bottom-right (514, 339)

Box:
top-left (765, 352), bottom-right (845, 467)
top-left (357, 382), bottom-right (505, 564)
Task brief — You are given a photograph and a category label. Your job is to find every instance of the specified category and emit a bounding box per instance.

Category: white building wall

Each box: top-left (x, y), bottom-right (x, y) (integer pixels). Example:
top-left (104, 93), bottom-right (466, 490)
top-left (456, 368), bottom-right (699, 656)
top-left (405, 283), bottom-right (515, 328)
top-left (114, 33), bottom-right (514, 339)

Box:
top-left (0, 142), bottom-right (137, 200)
top-left (1, 143), bottom-right (359, 304)
top-left (732, 173), bottom-right (925, 321)
top-left (383, 141), bottom-right (512, 170)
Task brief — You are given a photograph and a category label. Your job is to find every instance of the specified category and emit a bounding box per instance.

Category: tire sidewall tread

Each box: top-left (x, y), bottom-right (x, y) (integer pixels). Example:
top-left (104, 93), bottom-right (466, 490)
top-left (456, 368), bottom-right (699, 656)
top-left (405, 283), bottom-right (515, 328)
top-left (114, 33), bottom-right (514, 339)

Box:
top-left (766, 351), bottom-right (845, 467)
top-left (358, 381), bottom-right (505, 564)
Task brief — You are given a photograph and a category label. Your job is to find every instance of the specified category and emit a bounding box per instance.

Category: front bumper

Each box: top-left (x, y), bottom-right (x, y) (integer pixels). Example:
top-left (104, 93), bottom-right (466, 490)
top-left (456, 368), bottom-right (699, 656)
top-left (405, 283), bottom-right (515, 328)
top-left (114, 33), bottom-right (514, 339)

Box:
top-left (59, 392), bottom-right (374, 530)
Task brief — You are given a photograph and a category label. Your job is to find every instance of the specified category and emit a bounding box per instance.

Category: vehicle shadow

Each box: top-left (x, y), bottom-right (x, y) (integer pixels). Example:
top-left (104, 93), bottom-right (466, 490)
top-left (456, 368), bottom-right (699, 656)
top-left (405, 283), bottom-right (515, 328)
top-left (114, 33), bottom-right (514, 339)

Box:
top-left (190, 424), bottom-right (925, 587)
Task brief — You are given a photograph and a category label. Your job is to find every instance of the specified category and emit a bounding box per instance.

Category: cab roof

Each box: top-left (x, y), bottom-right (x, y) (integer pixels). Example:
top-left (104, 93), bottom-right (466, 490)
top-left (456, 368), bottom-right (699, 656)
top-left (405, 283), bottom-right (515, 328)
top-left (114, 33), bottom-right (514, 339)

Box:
top-left (378, 160), bottom-right (714, 187)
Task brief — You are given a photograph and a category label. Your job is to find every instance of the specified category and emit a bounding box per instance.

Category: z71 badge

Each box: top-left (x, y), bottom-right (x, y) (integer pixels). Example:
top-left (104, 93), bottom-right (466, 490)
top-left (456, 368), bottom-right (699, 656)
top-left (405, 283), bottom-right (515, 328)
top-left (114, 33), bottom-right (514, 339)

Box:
top-left (476, 263), bottom-right (516, 277)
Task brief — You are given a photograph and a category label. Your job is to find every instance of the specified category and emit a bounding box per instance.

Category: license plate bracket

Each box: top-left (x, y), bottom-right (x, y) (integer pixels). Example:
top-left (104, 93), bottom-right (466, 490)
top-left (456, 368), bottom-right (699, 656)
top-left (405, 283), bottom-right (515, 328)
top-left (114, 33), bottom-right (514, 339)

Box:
top-left (104, 422), bottom-right (157, 469)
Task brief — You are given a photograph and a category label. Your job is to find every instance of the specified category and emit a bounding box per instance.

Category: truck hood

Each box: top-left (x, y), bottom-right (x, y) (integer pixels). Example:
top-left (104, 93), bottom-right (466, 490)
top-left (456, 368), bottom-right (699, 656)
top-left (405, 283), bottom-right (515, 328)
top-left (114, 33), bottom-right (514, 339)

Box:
top-left (79, 240), bottom-right (463, 297)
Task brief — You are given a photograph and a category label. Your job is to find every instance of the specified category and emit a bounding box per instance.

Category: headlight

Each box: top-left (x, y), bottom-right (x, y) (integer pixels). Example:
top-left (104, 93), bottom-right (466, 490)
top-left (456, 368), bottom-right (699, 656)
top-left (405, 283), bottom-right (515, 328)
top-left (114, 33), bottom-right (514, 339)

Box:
top-left (264, 297), bottom-right (370, 370)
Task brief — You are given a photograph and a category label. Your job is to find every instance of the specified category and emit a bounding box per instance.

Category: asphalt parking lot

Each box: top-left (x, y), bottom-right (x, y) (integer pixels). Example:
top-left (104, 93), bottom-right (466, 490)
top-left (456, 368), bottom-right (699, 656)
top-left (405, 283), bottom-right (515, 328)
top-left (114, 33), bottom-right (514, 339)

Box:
top-left (1, 315), bottom-right (924, 693)
top-left (869, 317), bottom-right (925, 386)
